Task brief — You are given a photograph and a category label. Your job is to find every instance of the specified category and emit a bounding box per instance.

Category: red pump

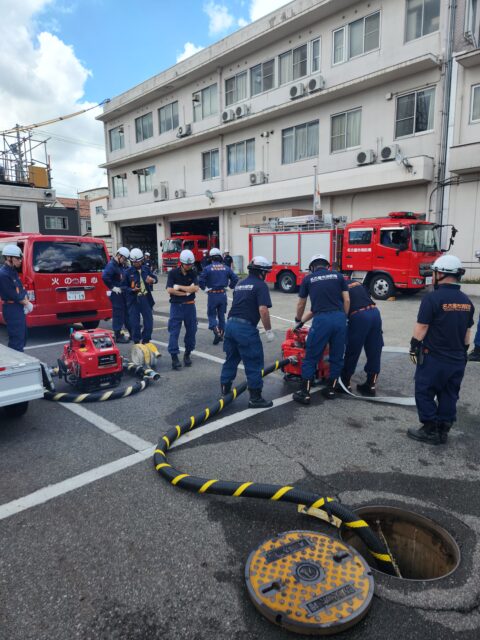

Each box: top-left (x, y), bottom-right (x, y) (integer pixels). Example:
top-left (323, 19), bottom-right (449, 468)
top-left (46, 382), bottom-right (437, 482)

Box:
top-left (281, 327), bottom-right (330, 381)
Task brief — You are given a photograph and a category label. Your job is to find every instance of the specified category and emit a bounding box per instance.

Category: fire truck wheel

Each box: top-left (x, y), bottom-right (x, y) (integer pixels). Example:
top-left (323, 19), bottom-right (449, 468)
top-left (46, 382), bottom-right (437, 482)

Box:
top-left (82, 321), bottom-right (100, 330)
top-left (369, 274), bottom-right (395, 300)
top-left (278, 271), bottom-right (297, 294)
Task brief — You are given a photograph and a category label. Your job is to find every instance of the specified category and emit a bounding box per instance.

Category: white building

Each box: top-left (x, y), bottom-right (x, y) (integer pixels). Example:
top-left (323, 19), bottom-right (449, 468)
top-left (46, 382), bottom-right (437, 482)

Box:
top-left (98, 0), bottom-right (480, 278)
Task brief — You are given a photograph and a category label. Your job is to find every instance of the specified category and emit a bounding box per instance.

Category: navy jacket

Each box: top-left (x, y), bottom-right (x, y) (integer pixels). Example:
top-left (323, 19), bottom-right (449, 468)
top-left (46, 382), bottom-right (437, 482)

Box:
top-left (125, 265), bottom-right (158, 307)
top-left (199, 262), bottom-right (238, 291)
top-left (102, 258), bottom-right (128, 291)
top-left (0, 264), bottom-right (27, 305)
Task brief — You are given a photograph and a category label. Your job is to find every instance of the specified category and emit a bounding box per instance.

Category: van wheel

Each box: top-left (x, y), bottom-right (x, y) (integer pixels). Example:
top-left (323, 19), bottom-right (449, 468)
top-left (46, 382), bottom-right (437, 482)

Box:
top-left (4, 402), bottom-right (29, 418)
top-left (278, 271), bottom-right (297, 293)
top-left (370, 274), bottom-right (395, 300)
top-left (82, 321), bottom-right (100, 329)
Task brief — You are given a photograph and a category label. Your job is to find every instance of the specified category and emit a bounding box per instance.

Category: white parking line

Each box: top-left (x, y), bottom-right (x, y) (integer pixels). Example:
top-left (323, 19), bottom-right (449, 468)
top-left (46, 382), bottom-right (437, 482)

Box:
top-left (25, 340), bottom-right (66, 350)
top-left (152, 340), bottom-right (243, 368)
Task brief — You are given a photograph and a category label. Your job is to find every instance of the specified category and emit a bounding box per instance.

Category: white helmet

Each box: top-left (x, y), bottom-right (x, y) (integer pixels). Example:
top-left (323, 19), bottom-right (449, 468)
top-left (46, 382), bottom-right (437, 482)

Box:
top-left (432, 254), bottom-right (465, 275)
top-left (130, 248), bottom-right (144, 261)
top-left (116, 247), bottom-right (130, 259)
top-left (309, 253), bottom-right (330, 270)
top-left (247, 256), bottom-right (272, 273)
top-left (180, 249), bottom-right (195, 265)
top-left (2, 244), bottom-right (22, 258)
top-left (209, 248), bottom-right (222, 257)
top-left (145, 252), bottom-right (151, 256)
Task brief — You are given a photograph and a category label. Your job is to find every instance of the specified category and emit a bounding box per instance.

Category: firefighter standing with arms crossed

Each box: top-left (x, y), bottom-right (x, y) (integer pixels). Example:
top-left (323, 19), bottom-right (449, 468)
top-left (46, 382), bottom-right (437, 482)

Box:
top-left (102, 247), bottom-right (131, 343)
top-left (0, 244), bottom-right (32, 352)
top-left (408, 255), bottom-right (474, 445)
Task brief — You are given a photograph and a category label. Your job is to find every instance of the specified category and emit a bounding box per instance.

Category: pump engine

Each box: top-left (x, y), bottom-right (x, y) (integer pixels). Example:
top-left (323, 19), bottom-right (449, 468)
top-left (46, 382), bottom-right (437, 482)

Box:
top-left (281, 326), bottom-right (330, 381)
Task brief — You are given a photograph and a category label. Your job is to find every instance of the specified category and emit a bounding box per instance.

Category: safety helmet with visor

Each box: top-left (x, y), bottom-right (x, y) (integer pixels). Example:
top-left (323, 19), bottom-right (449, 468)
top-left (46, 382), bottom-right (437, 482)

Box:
top-left (247, 256), bottom-right (272, 273)
top-left (116, 247), bottom-right (130, 259)
top-left (180, 249), bottom-right (195, 265)
top-left (432, 254), bottom-right (465, 287)
top-left (130, 248), bottom-right (144, 262)
top-left (308, 253), bottom-right (330, 271)
top-left (2, 244), bottom-right (23, 258)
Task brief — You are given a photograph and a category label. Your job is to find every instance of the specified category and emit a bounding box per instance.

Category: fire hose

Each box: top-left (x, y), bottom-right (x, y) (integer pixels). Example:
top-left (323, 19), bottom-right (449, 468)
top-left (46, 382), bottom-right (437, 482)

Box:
top-left (153, 357), bottom-right (396, 576)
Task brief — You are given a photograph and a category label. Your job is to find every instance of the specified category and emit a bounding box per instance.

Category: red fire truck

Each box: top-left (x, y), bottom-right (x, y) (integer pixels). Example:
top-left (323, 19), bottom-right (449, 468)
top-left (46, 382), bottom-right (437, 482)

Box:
top-left (161, 232), bottom-right (218, 271)
top-left (249, 212), bottom-right (443, 299)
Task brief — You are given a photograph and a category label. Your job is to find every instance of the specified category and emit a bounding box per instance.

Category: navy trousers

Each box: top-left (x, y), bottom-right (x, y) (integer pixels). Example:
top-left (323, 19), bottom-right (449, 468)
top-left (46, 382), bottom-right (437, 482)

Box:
top-left (415, 353), bottom-right (466, 424)
top-left (474, 317), bottom-right (480, 347)
top-left (168, 303), bottom-right (197, 355)
top-left (111, 291), bottom-right (131, 333)
top-left (342, 307), bottom-right (383, 379)
top-left (128, 296), bottom-right (153, 343)
top-left (221, 320), bottom-right (264, 390)
top-left (207, 292), bottom-right (227, 332)
top-left (3, 303), bottom-right (27, 352)
top-left (301, 311), bottom-right (347, 380)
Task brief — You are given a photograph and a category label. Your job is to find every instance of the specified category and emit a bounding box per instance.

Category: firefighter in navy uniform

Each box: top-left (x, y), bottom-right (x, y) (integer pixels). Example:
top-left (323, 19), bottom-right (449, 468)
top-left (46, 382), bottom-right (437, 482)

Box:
top-left (102, 247), bottom-right (131, 343)
top-left (0, 244), bottom-right (32, 352)
top-left (223, 250), bottom-right (234, 269)
top-left (339, 278), bottom-right (383, 396)
top-left (166, 249), bottom-right (199, 369)
top-left (125, 248), bottom-right (158, 345)
top-left (220, 256), bottom-right (275, 408)
top-left (408, 255), bottom-right (475, 445)
top-left (293, 254), bottom-right (350, 404)
top-left (199, 247), bottom-right (238, 344)
top-left (468, 249), bottom-right (480, 361)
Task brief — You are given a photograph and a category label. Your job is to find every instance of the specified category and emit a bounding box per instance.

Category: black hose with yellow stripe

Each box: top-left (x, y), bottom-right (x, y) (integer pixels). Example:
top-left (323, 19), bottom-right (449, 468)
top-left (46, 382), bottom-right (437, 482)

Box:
top-left (153, 357), bottom-right (396, 576)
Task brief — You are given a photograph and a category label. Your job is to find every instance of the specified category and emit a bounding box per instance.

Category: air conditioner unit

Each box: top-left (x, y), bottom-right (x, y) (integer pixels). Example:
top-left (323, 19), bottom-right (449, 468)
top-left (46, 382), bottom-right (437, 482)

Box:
top-left (381, 144), bottom-right (400, 162)
top-left (176, 124), bottom-right (192, 138)
top-left (289, 83), bottom-right (305, 100)
top-left (153, 183), bottom-right (168, 201)
top-left (235, 103), bottom-right (250, 118)
top-left (174, 188), bottom-right (186, 199)
top-left (222, 109), bottom-right (235, 123)
top-left (249, 171), bottom-right (266, 185)
top-left (307, 75), bottom-right (325, 93)
top-left (356, 149), bottom-right (376, 166)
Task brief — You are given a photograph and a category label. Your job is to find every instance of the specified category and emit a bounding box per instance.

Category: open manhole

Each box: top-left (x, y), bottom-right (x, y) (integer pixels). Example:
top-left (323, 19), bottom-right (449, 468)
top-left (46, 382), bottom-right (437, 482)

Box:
top-left (341, 505), bottom-right (460, 581)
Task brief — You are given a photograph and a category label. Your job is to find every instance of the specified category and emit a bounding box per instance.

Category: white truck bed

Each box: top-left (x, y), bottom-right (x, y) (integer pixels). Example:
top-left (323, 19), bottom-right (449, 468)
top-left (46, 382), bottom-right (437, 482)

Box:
top-left (0, 345), bottom-right (44, 408)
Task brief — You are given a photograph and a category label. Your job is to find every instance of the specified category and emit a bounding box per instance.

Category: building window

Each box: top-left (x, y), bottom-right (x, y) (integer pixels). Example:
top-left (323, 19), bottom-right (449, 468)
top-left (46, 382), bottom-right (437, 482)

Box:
top-left (311, 38), bottom-right (321, 73)
top-left (471, 84), bottom-right (480, 122)
top-left (333, 11), bottom-right (380, 64)
top-left (109, 125), bottom-right (124, 152)
top-left (95, 205), bottom-right (104, 214)
top-left (86, 221), bottom-right (92, 233)
top-left (395, 88), bottom-right (435, 138)
top-left (112, 174), bottom-right (127, 198)
top-left (135, 166), bottom-right (155, 193)
top-left (465, 0), bottom-right (480, 43)
top-left (282, 120), bottom-right (319, 164)
top-left (279, 44), bottom-right (307, 85)
top-left (405, 0), bottom-right (440, 41)
top-left (45, 215), bottom-right (68, 230)
top-left (250, 59), bottom-right (275, 96)
top-left (159, 101), bottom-right (179, 134)
top-left (225, 72), bottom-right (247, 106)
top-left (135, 113), bottom-right (153, 142)
top-left (227, 139), bottom-right (255, 175)
top-left (193, 84), bottom-right (218, 122)
top-left (202, 149), bottom-right (220, 180)
top-left (331, 108), bottom-right (361, 152)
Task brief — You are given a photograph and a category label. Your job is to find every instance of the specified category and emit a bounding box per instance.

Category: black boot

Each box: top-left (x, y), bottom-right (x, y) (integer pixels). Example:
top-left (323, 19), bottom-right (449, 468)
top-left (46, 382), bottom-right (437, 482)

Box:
top-left (293, 379), bottom-right (312, 405)
top-left (336, 375), bottom-right (351, 394)
top-left (221, 382), bottom-right (232, 396)
top-left (321, 378), bottom-right (337, 399)
top-left (468, 346), bottom-right (480, 362)
top-left (438, 422), bottom-right (452, 444)
top-left (248, 388), bottom-right (273, 409)
top-left (171, 354), bottom-right (182, 370)
top-left (183, 351), bottom-right (192, 366)
top-left (115, 331), bottom-right (129, 344)
top-left (213, 328), bottom-right (221, 345)
top-left (407, 421), bottom-right (440, 445)
top-left (357, 373), bottom-right (377, 397)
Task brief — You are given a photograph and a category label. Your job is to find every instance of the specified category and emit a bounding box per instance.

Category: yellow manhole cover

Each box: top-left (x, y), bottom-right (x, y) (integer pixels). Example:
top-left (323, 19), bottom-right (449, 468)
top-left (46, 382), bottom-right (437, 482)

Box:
top-left (245, 530), bottom-right (374, 635)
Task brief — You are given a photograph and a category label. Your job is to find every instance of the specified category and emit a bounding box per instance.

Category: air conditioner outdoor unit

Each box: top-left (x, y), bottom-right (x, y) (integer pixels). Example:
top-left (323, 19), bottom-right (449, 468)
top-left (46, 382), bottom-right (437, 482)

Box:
top-left (222, 109), bottom-right (235, 122)
top-left (153, 183), bottom-right (168, 201)
top-left (307, 75), bottom-right (325, 93)
top-left (176, 124), bottom-right (192, 138)
top-left (356, 149), bottom-right (376, 165)
top-left (174, 189), bottom-right (186, 199)
top-left (289, 83), bottom-right (305, 99)
top-left (249, 171), bottom-right (266, 185)
top-left (235, 104), bottom-right (250, 118)
top-left (381, 144), bottom-right (400, 162)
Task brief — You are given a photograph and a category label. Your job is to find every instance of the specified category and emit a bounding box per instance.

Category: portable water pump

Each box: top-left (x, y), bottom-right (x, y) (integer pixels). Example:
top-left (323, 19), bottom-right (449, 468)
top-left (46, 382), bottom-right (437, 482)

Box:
top-left (281, 326), bottom-right (330, 381)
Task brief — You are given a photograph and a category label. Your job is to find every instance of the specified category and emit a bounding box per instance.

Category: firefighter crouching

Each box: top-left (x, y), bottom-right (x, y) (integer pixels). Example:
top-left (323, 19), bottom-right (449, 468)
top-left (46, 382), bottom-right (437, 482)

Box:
top-left (339, 278), bottom-right (384, 396)
top-left (0, 244), bottom-right (32, 352)
top-left (199, 247), bottom-right (238, 344)
top-left (102, 246), bottom-right (132, 343)
top-left (220, 256), bottom-right (275, 408)
top-left (125, 248), bottom-right (158, 345)
top-left (408, 255), bottom-right (475, 445)
top-left (293, 254), bottom-right (350, 404)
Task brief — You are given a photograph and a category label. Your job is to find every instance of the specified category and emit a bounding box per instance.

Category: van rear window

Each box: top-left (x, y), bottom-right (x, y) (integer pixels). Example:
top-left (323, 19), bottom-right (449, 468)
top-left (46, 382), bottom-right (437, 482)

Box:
top-left (32, 241), bottom-right (108, 273)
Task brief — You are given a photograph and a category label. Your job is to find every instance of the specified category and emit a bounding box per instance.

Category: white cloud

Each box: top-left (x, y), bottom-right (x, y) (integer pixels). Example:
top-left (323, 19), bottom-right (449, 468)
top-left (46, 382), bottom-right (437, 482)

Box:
top-left (204, 1), bottom-right (235, 35)
top-left (176, 41), bottom-right (205, 62)
top-left (0, 0), bottom-right (106, 197)
top-left (237, 17), bottom-right (248, 27)
top-left (249, 0), bottom-right (291, 22)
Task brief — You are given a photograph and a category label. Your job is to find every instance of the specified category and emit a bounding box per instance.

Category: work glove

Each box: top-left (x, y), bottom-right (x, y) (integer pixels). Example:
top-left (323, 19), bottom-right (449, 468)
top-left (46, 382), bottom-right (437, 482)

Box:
top-left (173, 284), bottom-right (181, 290)
top-left (409, 337), bottom-right (422, 365)
top-left (293, 320), bottom-right (304, 332)
top-left (24, 301), bottom-right (33, 315)
top-left (265, 329), bottom-right (275, 342)
top-left (112, 287), bottom-right (122, 294)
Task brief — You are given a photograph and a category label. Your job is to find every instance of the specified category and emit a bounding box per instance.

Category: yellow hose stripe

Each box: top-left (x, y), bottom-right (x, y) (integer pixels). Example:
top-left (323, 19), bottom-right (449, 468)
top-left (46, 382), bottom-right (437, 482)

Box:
top-left (233, 482), bottom-right (253, 497)
top-left (155, 463), bottom-right (171, 471)
top-left (171, 473), bottom-right (189, 485)
top-left (370, 551), bottom-right (393, 563)
top-left (53, 393), bottom-right (67, 400)
top-left (123, 386), bottom-right (133, 397)
top-left (261, 369), bottom-right (264, 377)
top-left (190, 416), bottom-right (195, 430)
top-left (233, 388), bottom-right (237, 399)
top-left (74, 394), bottom-right (89, 403)
top-left (204, 408), bottom-right (210, 421)
top-left (309, 497), bottom-right (334, 510)
top-left (163, 435), bottom-right (170, 448)
top-left (271, 486), bottom-right (294, 501)
top-left (219, 398), bottom-right (224, 411)
top-left (198, 479), bottom-right (218, 493)
top-left (175, 425), bottom-right (181, 439)
top-left (275, 360), bottom-right (279, 369)
top-left (100, 391), bottom-right (113, 401)
top-left (345, 520), bottom-right (369, 529)
top-left (154, 449), bottom-right (166, 456)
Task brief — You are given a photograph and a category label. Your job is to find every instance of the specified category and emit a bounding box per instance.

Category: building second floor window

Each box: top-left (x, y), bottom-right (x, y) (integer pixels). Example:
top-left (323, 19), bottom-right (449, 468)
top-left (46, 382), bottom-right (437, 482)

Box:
top-left (471, 84), bottom-right (480, 122)
top-left (135, 166), bottom-right (156, 193)
top-left (225, 72), bottom-right (247, 106)
top-left (395, 87), bottom-right (435, 138)
top-left (331, 108), bottom-right (361, 152)
top-left (282, 120), bottom-right (319, 164)
top-left (109, 125), bottom-right (124, 152)
top-left (250, 59), bottom-right (275, 96)
top-left (405, 0), bottom-right (440, 42)
top-left (311, 38), bottom-right (321, 73)
top-left (112, 174), bottom-right (127, 198)
top-left (279, 44), bottom-right (307, 85)
top-left (333, 11), bottom-right (380, 64)
top-left (45, 215), bottom-right (68, 230)
top-left (465, 0), bottom-right (480, 43)
top-left (202, 149), bottom-right (220, 180)
top-left (227, 139), bottom-right (255, 175)
top-left (193, 84), bottom-right (218, 122)
top-left (135, 112), bottom-right (153, 143)
top-left (159, 101), bottom-right (179, 134)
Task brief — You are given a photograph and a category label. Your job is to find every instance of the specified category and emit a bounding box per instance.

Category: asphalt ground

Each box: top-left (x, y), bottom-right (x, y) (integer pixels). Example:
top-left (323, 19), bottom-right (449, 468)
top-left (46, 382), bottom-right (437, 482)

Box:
top-left (1, 282), bottom-right (480, 640)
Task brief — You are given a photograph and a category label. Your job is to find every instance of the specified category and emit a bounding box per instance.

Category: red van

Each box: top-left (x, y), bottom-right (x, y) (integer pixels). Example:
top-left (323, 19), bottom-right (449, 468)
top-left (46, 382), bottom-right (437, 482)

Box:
top-left (0, 233), bottom-right (111, 328)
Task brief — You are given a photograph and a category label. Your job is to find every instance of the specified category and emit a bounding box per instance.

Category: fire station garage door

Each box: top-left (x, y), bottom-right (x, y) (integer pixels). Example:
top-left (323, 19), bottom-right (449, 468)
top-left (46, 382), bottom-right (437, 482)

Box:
top-left (121, 224), bottom-right (157, 259)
